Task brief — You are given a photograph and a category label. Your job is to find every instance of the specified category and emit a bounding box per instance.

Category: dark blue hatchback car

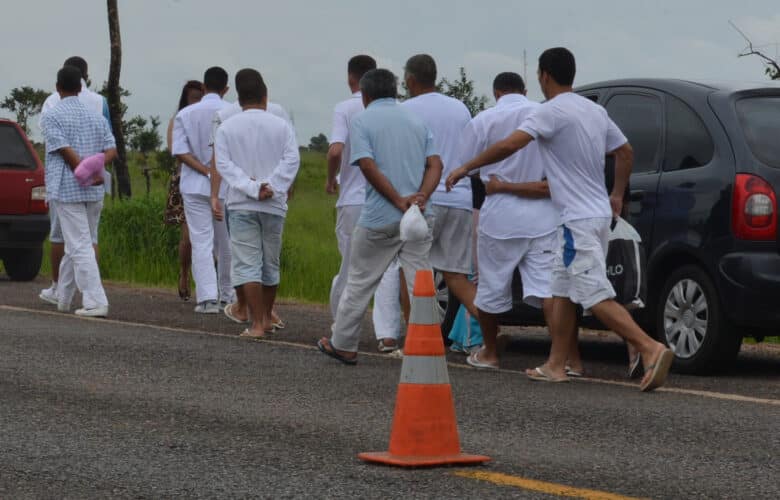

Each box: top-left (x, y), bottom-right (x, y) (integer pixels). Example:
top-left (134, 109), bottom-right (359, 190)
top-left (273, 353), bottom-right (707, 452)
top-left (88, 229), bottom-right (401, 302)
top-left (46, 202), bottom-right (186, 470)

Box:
top-left (574, 79), bottom-right (779, 373)
top-left (441, 79), bottom-right (780, 374)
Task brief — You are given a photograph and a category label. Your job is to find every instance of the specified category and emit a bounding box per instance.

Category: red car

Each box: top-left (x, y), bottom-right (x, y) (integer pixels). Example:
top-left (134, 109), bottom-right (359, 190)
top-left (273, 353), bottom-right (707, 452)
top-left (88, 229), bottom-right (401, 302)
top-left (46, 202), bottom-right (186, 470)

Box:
top-left (0, 119), bottom-right (49, 280)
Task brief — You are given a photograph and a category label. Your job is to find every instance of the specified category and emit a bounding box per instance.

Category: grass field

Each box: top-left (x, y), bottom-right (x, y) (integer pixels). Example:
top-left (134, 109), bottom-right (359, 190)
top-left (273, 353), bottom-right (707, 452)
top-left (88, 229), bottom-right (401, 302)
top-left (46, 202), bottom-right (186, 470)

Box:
top-left (36, 150), bottom-right (340, 304)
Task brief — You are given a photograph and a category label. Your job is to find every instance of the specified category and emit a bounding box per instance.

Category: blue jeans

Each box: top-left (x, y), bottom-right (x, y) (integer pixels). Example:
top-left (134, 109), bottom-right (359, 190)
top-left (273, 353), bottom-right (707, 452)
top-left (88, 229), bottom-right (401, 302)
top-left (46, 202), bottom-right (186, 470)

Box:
top-left (228, 210), bottom-right (285, 287)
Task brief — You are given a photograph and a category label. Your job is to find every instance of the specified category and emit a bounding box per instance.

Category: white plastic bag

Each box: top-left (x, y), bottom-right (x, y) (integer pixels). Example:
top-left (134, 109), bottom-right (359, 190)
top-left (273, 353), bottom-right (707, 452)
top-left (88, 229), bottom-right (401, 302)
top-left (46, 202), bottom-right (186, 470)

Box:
top-left (400, 204), bottom-right (428, 242)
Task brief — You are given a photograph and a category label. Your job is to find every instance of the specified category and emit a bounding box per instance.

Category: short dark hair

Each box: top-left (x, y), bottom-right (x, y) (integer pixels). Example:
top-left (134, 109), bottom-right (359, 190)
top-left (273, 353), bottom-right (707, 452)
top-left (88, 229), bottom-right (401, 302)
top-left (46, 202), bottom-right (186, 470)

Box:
top-left (63, 56), bottom-right (88, 80)
top-left (203, 66), bottom-right (229, 92)
top-left (360, 69), bottom-right (397, 101)
top-left (404, 54), bottom-right (437, 87)
top-left (538, 48), bottom-right (576, 86)
top-left (493, 72), bottom-right (525, 93)
top-left (57, 66), bottom-right (83, 93)
top-left (234, 68), bottom-right (267, 106)
top-left (178, 80), bottom-right (203, 111)
top-left (347, 55), bottom-right (376, 80)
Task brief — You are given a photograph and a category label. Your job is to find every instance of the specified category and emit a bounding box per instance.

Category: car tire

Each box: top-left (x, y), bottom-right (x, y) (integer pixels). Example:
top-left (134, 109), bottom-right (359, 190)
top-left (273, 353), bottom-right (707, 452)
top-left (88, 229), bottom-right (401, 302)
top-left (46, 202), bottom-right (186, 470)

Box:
top-left (2, 247), bottom-right (43, 281)
top-left (434, 271), bottom-right (461, 340)
top-left (656, 265), bottom-right (741, 374)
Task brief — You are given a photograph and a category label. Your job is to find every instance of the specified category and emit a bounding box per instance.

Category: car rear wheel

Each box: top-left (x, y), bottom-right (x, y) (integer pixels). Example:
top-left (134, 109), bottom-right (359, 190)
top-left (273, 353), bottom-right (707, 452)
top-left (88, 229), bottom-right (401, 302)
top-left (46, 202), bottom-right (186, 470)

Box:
top-left (656, 265), bottom-right (741, 374)
top-left (434, 271), bottom-right (460, 338)
top-left (2, 247), bottom-right (43, 281)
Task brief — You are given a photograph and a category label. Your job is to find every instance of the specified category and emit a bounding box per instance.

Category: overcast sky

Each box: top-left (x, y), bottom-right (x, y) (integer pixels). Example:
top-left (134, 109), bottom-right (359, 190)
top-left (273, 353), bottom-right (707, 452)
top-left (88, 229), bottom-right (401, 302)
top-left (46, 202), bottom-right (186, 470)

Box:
top-left (2, 0), bottom-right (779, 143)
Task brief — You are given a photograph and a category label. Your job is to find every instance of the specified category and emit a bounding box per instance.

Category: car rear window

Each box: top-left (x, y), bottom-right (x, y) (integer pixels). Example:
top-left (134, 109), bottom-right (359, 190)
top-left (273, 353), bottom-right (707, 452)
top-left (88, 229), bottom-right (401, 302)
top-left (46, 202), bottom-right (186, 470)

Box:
top-left (0, 123), bottom-right (36, 170)
top-left (736, 97), bottom-right (780, 168)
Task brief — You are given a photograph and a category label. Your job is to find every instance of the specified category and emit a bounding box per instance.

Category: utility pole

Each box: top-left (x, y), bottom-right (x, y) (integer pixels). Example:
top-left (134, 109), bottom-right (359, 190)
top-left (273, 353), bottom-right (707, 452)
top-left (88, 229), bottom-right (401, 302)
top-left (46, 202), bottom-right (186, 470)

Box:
top-left (523, 49), bottom-right (528, 83)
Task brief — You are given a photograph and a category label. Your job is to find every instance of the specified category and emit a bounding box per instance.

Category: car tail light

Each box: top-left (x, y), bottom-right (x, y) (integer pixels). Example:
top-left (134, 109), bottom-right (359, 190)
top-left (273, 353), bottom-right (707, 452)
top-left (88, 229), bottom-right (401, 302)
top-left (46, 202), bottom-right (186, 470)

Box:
top-left (30, 186), bottom-right (48, 214)
top-left (732, 174), bottom-right (777, 240)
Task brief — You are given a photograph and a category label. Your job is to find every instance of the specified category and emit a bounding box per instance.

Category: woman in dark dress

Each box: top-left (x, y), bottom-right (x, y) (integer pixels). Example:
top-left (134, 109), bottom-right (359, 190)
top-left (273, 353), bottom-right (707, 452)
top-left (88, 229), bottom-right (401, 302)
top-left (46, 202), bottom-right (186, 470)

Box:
top-left (165, 80), bottom-right (203, 301)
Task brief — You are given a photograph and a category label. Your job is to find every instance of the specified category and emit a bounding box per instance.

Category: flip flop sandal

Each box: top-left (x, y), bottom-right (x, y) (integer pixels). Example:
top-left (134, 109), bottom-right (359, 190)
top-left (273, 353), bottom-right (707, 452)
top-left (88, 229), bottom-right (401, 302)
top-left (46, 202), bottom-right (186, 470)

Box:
top-left (239, 328), bottom-right (266, 339)
top-left (466, 350), bottom-right (498, 370)
top-left (564, 366), bottom-right (583, 378)
top-left (317, 339), bottom-right (358, 366)
top-left (527, 366), bottom-right (570, 383)
top-left (272, 319), bottom-right (285, 330)
top-left (377, 340), bottom-right (399, 353)
top-left (224, 303), bottom-right (249, 324)
top-left (640, 348), bottom-right (674, 392)
top-left (628, 353), bottom-right (643, 379)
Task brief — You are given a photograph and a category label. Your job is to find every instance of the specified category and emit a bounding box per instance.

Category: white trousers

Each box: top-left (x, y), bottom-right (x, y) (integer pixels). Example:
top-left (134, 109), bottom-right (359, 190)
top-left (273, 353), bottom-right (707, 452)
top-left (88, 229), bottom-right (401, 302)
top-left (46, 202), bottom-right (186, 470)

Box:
top-left (182, 193), bottom-right (233, 304)
top-left (55, 200), bottom-right (107, 309)
top-left (330, 205), bottom-right (401, 340)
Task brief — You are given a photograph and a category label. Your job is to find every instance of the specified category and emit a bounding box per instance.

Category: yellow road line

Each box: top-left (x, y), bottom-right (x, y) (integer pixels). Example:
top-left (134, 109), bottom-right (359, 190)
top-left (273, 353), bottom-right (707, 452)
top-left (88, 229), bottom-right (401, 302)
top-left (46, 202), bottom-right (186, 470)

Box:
top-left (453, 470), bottom-right (646, 500)
top-left (3, 305), bottom-right (778, 406)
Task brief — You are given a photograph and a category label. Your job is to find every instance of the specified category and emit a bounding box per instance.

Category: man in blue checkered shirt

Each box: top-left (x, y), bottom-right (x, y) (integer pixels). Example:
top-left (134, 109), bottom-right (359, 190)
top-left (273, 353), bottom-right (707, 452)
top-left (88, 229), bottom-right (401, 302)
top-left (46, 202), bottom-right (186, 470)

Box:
top-left (40, 65), bottom-right (117, 317)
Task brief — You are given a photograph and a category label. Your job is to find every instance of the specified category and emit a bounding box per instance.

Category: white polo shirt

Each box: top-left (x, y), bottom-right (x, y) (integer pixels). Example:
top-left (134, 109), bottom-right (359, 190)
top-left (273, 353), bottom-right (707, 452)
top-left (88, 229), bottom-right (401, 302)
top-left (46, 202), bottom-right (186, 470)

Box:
top-left (402, 92), bottom-right (472, 210)
top-left (212, 100), bottom-right (294, 140)
top-left (215, 109), bottom-right (300, 216)
top-left (330, 92), bottom-right (366, 208)
top-left (518, 92), bottom-right (627, 223)
top-left (172, 93), bottom-right (230, 197)
top-left (460, 94), bottom-right (558, 239)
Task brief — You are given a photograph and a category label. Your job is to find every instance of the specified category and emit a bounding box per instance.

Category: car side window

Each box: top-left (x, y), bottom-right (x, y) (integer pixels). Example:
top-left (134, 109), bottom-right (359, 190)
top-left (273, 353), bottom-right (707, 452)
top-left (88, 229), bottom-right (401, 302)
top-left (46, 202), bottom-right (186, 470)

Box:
top-left (663, 95), bottom-right (714, 171)
top-left (606, 94), bottom-right (663, 174)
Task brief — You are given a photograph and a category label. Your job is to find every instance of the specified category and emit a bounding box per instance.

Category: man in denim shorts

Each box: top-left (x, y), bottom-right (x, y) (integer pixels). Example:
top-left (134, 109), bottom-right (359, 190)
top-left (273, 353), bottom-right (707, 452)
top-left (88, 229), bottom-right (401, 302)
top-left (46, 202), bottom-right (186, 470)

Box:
top-left (215, 68), bottom-right (300, 337)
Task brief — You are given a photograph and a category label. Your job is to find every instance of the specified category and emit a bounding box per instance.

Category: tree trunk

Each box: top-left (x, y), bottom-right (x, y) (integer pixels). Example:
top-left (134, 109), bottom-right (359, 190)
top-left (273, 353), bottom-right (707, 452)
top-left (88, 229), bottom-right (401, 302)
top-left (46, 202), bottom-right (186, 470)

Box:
top-left (106, 0), bottom-right (131, 198)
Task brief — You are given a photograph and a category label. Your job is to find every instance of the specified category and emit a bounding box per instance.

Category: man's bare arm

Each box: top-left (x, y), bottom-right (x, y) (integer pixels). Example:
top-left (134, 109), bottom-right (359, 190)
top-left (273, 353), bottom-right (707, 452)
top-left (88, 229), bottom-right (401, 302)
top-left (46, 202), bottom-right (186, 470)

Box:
top-left (609, 142), bottom-right (634, 217)
top-left (416, 155), bottom-right (443, 211)
top-left (210, 150), bottom-right (224, 221)
top-left (58, 147), bottom-right (81, 170)
top-left (103, 148), bottom-right (118, 164)
top-left (485, 176), bottom-right (550, 198)
top-left (175, 153), bottom-right (210, 176)
top-left (446, 130), bottom-right (534, 191)
top-left (325, 143), bottom-right (343, 194)
top-left (357, 157), bottom-right (407, 211)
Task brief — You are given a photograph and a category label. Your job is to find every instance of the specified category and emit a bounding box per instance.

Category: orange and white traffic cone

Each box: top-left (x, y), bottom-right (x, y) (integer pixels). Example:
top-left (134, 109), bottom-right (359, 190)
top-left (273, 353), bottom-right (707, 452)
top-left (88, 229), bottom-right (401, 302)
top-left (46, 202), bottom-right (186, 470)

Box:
top-left (359, 269), bottom-right (491, 467)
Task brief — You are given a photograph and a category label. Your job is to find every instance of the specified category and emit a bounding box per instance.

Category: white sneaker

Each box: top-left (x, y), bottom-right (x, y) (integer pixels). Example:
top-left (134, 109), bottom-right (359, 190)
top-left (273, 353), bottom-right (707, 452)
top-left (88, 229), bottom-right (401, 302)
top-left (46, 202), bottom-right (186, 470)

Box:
top-left (194, 301), bottom-right (220, 314)
top-left (39, 285), bottom-right (58, 305)
top-left (75, 305), bottom-right (109, 318)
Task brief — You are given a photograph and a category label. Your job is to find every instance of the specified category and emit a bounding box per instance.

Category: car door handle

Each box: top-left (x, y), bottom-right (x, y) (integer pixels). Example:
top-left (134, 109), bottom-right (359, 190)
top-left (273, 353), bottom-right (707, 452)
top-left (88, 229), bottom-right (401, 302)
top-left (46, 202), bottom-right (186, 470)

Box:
top-left (630, 190), bottom-right (646, 202)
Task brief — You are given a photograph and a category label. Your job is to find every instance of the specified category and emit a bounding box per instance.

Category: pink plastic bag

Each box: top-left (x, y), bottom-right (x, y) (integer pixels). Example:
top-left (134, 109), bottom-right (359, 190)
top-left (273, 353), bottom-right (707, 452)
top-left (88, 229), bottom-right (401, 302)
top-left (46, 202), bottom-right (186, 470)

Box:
top-left (74, 153), bottom-right (105, 186)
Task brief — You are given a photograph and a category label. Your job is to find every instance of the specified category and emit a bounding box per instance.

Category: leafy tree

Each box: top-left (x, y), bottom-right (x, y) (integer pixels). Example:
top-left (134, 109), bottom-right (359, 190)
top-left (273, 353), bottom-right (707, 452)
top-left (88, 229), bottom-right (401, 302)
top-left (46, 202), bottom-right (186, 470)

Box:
top-left (1, 86), bottom-right (49, 135)
top-left (308, 133), bottom-right (329, 153)
top-left (400, 67), bottom-right (489, 117)
top-left (125, 115), bottom-right (162, 196)
top-left (439, 67), bottom-right (489, 117)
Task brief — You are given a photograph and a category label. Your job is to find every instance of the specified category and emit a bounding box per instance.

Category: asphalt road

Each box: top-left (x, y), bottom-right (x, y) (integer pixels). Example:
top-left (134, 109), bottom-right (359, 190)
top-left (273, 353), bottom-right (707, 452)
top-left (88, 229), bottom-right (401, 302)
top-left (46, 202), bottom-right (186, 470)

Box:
top-left (1, 278), bottom-right (778, 499)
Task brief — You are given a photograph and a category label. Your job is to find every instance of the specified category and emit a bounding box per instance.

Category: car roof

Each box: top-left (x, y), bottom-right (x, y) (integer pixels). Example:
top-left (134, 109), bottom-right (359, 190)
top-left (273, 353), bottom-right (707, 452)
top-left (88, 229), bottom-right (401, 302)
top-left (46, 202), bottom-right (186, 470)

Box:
top-left (575, 78), bottom-right (780, 95)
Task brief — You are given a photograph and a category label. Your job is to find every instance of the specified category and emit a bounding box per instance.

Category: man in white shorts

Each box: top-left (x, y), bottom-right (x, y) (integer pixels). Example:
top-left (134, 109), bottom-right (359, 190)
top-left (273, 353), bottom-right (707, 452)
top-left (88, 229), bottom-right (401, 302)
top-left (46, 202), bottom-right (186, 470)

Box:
top-left (458, 71), bottom-right (568, 371)
top-left (327, 55), bottom-right (404, 353)
top-left (448, 48), bottom-right (673, 392)
top-left (402, 54), bottom-right (477, 321)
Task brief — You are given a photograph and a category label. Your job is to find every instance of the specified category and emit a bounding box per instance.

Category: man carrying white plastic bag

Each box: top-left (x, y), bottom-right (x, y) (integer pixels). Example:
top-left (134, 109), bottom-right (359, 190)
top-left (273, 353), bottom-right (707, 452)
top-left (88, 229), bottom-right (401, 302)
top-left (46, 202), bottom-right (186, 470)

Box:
top-left (317, 68), bottom-right (443, 365)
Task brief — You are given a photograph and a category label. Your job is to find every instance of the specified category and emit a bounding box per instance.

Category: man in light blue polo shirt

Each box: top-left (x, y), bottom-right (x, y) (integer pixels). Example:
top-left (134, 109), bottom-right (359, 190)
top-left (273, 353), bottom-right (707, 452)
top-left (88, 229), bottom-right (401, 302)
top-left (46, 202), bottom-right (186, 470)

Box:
top-left (318, 68), bottom-right (443, 365)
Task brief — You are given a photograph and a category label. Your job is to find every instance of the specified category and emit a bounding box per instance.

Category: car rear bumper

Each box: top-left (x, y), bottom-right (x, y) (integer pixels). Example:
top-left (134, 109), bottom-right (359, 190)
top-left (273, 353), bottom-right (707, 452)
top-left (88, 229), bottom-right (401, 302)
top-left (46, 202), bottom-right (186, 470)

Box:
top-left (718, 252), bottom-right (780, 330)
top-left (0, 214), bottom-right (50, 248)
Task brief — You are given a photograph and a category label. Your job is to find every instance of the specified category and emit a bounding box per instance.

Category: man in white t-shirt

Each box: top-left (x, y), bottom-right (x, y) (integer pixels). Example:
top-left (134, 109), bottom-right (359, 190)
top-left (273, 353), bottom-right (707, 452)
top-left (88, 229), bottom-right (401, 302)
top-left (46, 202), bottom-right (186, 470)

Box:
top-left (215, 69), bottom-right (300, 337)
top-left (457, 71), bottom-right (576, 371)
top-left (447, 48), bottom-right (673, 392)
top-left (172, 66), bottom-right (233, 314)
top-left (402, 54), bottom-right (477, 322)
top-left (326, 55), bottom-right (405, 353)
top-left (38, 56), bottom-right (112, 307)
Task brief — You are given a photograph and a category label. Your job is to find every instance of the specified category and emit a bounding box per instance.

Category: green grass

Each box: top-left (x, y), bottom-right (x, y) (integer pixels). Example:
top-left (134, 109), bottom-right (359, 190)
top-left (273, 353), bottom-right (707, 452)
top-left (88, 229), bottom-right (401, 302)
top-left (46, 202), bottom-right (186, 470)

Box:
top-left (34, 150), bottom-right (339, 304)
